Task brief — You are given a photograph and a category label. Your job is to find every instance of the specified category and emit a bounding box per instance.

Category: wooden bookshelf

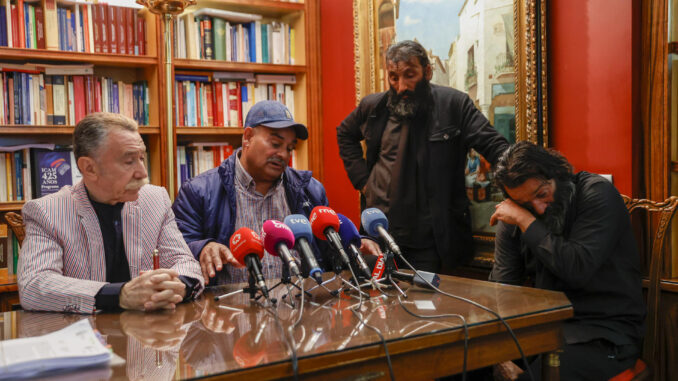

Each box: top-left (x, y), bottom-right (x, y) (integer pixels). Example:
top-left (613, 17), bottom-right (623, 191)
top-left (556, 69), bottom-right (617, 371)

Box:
top-left (173, 59), bottom-right (306, 73)
top-left (0, 125), bottom-right (161, 134)
top-left (0, 0), bottom-right (322, 200)
top-left (0, 202), bottom-right (25, 213)
top-left (176, 127), bottom-right (245, 135)
top-left (0, 47), bottom-right (158, 67)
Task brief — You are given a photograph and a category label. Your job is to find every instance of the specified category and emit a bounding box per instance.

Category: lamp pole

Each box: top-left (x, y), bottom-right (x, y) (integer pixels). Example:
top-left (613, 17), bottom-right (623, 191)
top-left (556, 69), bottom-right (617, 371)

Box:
top-left (136, 0), bottom-right (195, 199)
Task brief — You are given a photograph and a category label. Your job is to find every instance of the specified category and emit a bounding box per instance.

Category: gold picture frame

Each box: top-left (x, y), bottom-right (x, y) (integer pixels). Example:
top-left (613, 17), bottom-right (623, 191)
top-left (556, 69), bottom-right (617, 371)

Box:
top-left (353, 0), bottom-right (548, 146)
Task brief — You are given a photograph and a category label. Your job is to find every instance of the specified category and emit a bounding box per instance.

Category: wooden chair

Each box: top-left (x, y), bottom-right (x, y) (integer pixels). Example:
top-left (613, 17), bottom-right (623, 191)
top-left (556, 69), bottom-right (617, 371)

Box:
top-left (3, 212), bottom-right (25, 247)
top-left (616, 195), bottom-right (678, 381)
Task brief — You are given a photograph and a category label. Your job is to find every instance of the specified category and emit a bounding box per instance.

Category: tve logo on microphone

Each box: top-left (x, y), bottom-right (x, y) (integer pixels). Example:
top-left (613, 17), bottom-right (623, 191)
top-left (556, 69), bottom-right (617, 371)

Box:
top-left (287, 218), bottom-right (308, 225)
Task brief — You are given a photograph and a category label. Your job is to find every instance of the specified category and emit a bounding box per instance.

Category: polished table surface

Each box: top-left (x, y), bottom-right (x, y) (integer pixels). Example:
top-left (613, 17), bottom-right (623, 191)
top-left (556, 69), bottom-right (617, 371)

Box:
top-left (1, 274), bottom-right (573, 380)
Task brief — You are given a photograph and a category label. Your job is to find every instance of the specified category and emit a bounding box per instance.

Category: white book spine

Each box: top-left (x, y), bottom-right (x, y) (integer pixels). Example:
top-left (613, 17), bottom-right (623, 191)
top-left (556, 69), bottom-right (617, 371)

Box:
top-left (68, 79), bottom-right (75, 125)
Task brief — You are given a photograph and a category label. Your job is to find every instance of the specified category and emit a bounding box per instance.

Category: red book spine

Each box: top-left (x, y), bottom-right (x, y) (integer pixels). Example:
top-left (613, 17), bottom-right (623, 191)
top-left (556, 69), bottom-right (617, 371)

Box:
top-left (84, 75), bottom-right (93, 114)
top-left (35, 5), bottom-right (45, 49)
top-left (92, 4), bottom-right (100, 53)
top-left (99, 4), bottom-right (107, 53)
top-left (81, 5), bottom-right (89, 53)
top-left (117, 6), bottom-right (125, 54)
top-left (177, 81), bottom-right (184, 126)
top-left (195, 82), bottom-right (201, 126)
top-left (94, 77), bottom-right (101, 112)
top-left (137, 13), bottom-right (144, 55)
top-left (125, 8), bottom-right (133, 56)
top-left (107, 5), bottom-right (116, 54)
top-left (214, 82), bottom-right (223, 127)
top-left (10, 5), bottom-right (18, 49)
top-left (205, 82), bottom-right (213, 126)
top-left (236, 83), bottom-right (242, 127)
top-left (16, 0), bottom-right (24, 48)
top-left (72, 75), bottom-right (85, 123)
top-left (213, 146), bottom-right (219, 168)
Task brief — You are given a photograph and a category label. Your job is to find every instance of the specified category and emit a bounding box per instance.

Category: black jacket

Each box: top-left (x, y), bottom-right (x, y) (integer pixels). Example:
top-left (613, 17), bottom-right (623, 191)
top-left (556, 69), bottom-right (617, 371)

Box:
top-left (490, 172), bottom-right (646, 347)
top-left (337, 84), bottom-right (509, 268)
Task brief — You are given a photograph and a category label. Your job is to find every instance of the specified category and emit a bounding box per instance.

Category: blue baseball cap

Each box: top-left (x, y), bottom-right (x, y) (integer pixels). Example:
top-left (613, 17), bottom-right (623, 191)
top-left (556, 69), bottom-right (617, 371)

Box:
top-left (244, 100), bottom-right (308, 140)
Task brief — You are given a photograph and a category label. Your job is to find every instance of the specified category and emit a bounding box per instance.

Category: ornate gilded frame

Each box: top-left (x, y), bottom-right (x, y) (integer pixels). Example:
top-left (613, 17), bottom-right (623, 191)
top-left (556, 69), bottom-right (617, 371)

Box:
top-left (352, 0), bottom-right (548, 146)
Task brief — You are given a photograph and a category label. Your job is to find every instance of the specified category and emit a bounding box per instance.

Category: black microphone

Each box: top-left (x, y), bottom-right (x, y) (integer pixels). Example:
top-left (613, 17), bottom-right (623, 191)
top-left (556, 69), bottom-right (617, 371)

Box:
top-left (391, 270), bottom-right (440, 290)
top-left (361, 208), bottom-right (402, 256)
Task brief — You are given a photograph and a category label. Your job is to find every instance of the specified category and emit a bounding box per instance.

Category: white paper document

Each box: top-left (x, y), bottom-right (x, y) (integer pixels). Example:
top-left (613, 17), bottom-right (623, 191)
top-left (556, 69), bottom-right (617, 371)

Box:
top-left (0, 319), bottom-right (111, 380)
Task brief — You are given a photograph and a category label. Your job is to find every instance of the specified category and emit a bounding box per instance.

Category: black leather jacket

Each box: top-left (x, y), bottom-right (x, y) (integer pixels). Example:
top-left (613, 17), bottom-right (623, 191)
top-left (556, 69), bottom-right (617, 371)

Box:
top-left (337, 84), bottom-right (509, 268)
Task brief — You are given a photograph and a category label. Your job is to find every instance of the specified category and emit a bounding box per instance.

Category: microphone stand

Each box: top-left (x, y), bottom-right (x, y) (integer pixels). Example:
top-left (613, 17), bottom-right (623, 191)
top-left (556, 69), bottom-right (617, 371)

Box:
top-left (369, 249), bottom-right (408, 298)
top-left (215, 275), bottom-right (268, 303)
top-left (266, 262), bottom-right (311, 306)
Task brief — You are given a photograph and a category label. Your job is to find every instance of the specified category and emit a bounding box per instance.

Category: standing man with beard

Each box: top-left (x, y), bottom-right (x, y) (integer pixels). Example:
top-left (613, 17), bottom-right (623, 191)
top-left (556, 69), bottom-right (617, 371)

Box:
top-left (19, 113), bottom-right (204, 313)
top-left (489, 142), bottom-right (645, 380)
top-left (337, 40), bottom-right (509, 273)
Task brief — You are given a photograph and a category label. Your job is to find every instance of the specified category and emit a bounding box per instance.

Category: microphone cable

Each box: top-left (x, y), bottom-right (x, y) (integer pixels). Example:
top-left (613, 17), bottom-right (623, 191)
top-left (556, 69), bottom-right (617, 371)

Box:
top-left (395, 254), bottom-right (536, 381)
top-left (256, 298), bottom-right (300, 381)
top-left (396, 295), bottom-right (469, 381)
top-left (343, 263), bottom-right (396, 381)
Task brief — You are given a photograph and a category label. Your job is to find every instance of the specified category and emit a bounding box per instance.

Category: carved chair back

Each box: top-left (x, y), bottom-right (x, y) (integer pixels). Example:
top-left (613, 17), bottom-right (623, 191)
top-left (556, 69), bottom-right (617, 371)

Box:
top-left (622, 195), bottom-right (678, 365)
top-left (3, 212), bottom-right (25, 248)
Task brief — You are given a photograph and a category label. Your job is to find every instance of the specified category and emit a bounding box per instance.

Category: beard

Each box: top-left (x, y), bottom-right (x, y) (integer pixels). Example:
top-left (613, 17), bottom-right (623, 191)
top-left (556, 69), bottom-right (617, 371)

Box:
top-left (537, 179), bottom-right (575, 235)
top-left (386, 78), bottom-right (433, 121)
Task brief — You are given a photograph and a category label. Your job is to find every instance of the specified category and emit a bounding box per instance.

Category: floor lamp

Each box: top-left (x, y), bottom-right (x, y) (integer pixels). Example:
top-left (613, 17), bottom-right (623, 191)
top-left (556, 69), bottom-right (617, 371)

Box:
top-left (136, 0), bottom-right (195, 199)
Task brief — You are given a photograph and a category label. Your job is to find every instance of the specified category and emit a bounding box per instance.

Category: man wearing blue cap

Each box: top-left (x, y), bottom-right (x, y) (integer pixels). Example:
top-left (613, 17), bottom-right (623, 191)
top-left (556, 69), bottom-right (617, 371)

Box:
top-left (173, 101), bottom-right (331, 284)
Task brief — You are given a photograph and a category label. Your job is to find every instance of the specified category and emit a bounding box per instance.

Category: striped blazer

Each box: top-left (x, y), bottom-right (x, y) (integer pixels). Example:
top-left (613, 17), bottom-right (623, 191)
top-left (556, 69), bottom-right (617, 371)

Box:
top-left (18, 181), bottom-right (204, 314)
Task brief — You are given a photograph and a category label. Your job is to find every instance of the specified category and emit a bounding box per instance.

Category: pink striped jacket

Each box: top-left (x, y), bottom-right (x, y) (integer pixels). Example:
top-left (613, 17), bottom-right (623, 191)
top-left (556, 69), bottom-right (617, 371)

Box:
top-left (18, 181), bottom-right (204, 313)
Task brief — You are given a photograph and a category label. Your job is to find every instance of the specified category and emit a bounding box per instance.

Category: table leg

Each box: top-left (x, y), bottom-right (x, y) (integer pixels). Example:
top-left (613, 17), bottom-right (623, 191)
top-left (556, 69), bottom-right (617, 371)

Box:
top-left (541, 351), bottom-right (560, 381)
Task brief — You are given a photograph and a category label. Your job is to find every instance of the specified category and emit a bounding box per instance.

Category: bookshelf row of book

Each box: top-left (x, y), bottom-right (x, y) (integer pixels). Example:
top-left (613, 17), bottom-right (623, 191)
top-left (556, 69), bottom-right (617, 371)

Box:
top-left (0, 67), bottom-right (150, 126)
top-left (0, 147), bottom-right (80, 203)
top-left (174, 72), bottom-right (295, 128)
top-left (173, 8), bottom-right (294, 64)
top-left (0, 0), bottom-right (147, 55)
top-left (176, 142), bottom-right (235, 189)
top-left (0, 223), bottom-right (19, 276)
top-left (0, 145), bottom-right (152, 203)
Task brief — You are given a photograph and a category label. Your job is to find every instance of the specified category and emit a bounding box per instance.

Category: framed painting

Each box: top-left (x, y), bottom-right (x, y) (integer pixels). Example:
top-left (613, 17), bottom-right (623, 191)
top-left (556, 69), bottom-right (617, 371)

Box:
top-left (353, 0), bottom-right (549, 268)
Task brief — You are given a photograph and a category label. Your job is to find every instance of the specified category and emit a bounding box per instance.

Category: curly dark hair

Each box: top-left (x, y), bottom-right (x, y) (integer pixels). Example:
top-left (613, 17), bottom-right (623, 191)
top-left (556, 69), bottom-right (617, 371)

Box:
top-left (493, 141), bottom-right (573, 192)
top-left (385, 40), bottom-right (430, 69)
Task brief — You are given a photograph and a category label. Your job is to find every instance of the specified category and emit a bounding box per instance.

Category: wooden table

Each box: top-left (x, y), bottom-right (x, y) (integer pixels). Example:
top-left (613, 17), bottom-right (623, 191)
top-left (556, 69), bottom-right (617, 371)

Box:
top-left (0, 274), bottom-right (572, 380)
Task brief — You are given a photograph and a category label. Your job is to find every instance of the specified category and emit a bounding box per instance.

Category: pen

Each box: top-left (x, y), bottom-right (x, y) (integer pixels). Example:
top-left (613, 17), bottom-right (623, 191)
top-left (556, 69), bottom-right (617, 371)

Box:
top-left (153, 249), bottom-right (159, 270)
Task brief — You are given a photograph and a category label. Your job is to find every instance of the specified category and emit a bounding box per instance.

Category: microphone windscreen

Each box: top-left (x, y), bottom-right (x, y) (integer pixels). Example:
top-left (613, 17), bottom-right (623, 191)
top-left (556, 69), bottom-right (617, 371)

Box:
top-left (284, 214), bottom-right (314, 242)
top-left (261, 220), bottom-right (295, 255)
top-left (337, 213), bottom-right (362, 248)
top-left (309, 206), bottom-right (340, 240)
top-left (360, 208), bottom-right (389, 237)
top-left (230, 227), bottom-right (264, 265)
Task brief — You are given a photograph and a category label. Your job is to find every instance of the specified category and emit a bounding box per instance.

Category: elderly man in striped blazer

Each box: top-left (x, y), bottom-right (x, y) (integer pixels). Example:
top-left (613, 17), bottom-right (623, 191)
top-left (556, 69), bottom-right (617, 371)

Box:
top-left (18, 113), bottom-right (204, 314)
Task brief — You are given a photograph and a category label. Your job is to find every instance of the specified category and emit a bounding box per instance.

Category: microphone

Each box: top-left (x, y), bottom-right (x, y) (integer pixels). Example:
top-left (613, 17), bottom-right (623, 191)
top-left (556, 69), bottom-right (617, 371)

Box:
top-left (360, 208), bottom-right (402, 256)
top-left (391, 270), bottom-right (440, 290)
top-left (230, 227), bottom-right (269, 299)
top-left (284, 214), bottom-right (324, 284)
top-left (309, 206), bottom-right (352, 270)
top-left (336, 213), bottom-right (372, 279)
top-left (261, 220), bottom-right (301, 278)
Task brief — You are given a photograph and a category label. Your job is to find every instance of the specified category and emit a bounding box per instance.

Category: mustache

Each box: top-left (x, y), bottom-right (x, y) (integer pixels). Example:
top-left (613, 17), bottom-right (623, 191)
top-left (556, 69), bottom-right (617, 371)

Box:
top-left (267, 156), bottom-right (286, 166)
top-left (125, 177), bottom-right (149, 190)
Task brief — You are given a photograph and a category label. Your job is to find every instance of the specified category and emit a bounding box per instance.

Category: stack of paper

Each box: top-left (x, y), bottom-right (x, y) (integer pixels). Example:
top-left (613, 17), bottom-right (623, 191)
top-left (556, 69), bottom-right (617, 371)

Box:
top-left (0, 319), bottom-right (111, 379)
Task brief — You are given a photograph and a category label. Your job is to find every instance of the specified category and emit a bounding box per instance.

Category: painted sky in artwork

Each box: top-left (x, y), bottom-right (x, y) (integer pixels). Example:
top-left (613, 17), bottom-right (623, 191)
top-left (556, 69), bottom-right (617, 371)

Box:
top-left (395, 0), bottom-right (465, 58)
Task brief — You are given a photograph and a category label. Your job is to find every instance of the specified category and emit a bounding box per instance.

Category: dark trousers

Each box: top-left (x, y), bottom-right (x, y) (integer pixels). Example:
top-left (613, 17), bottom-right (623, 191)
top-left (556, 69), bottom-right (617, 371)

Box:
top-left (518, 339), bottom-right (639, 381)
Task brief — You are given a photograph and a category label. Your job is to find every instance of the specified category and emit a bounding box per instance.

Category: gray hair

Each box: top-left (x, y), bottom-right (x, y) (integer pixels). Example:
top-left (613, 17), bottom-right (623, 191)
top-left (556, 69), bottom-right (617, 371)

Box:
top-left (73, 112), bottom-right (138, 160)
top-left (385, 40), bottom-right (430, 69)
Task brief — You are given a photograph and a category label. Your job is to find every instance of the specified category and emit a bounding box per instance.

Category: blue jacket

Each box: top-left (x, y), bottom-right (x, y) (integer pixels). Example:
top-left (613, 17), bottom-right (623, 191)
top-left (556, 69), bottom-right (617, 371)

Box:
top-left (172, 151), bottom-right (331, 268)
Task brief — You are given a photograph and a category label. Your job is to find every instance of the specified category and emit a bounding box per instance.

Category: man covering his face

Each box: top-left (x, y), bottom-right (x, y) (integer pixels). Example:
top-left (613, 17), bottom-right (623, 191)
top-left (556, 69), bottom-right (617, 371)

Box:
top-left (489, 141), bottom-right (645, 380)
